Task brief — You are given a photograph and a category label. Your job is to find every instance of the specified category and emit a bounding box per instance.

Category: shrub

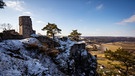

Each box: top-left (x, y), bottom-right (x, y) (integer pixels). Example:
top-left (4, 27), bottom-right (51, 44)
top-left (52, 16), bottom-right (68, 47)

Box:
top-left (47, 49), bottom-right (59, 57)
top-left (25, 43), bottom-right (39, 50)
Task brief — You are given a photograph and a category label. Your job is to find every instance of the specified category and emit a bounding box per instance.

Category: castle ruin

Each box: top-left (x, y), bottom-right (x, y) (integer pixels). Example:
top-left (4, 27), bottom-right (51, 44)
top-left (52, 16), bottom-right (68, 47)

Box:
top-left (19, 16), bottom-right (35, 38)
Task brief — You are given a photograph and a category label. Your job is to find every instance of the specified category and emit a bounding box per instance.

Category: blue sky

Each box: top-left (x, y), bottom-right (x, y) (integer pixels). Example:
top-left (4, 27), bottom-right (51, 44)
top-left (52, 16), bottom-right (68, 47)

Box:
top-left (0, 0), bottom-right (135, 37)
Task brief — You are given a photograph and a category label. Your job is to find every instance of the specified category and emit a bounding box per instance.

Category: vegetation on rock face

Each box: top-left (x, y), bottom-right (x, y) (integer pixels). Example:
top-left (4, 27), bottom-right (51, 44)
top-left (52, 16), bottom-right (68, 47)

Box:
top-left (0, 0), bottom-right (6, 9)
top-left (42, 23), bottom-right (61, 39)
top-left (68, 30), bottom-right (82, 41)
top-left (104, 48), bottom-right (135, 76)
top-left (0, 37), bottom-right (98, 75)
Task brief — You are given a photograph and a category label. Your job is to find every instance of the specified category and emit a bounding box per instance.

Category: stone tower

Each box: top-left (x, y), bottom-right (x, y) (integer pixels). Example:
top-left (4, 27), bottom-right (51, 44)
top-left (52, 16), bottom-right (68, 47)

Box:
top-left (19, 16), bottom-right (35, 38)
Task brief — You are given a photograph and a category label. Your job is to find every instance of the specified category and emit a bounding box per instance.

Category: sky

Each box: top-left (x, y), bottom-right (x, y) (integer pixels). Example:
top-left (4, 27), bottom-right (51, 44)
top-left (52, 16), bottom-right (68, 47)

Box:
top-left (0, 0), bottom-right (135, 37)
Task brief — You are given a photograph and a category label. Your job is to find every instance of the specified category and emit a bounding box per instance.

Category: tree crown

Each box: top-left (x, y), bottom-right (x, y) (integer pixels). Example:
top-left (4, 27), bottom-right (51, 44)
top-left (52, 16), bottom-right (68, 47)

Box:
top-left (42, 22), bottom-right (61, 38)
top-left (0, 0), bottom-right (6, 9)
top-left (68, 30), bottom-right (82, 41)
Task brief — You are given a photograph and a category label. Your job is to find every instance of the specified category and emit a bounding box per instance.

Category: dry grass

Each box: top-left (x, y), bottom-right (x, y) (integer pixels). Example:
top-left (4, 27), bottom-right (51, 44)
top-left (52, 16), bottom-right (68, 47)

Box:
top-left (90, 42), bottom-right (135, 68)
top-left (90, 51), bottom-right (105, 58)
top-left (47, 49), bottom-right (59, 57)
top-left (110, 42), bottom-right (135, 50)
top-left (25, 43), bottom-right (39, 49)
top-left (101, 43), bottom-right (121, 51)
top-left (89, 42), bottom-right (135, 75)
top-left (89, 42), bottom-right (131, 68)
top-left (121, 42), bottom-right (135, 50)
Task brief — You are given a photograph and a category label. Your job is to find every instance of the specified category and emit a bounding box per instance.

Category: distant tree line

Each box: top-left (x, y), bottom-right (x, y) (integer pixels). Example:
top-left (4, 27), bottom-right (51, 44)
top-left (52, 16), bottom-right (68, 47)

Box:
top-left (85, 37), bottom-right (135, 43)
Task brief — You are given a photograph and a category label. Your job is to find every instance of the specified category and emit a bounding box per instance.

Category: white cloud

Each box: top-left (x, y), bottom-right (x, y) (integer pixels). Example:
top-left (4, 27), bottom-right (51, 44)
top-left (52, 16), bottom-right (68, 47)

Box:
top-left (96, 4), bottom-right (103, 10)
top-left (22, 11), bottom-right (32, 15)
top-left (116, 14), bottom-right (135, 25)
top-left (6, 0), bottom-right (24, 11)
top-left (36, 20), bottom-right (45, 24)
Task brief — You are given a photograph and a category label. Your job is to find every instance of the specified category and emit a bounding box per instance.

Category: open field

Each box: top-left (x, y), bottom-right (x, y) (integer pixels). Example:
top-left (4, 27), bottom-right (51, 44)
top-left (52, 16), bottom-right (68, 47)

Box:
top-left (113, 42), bottom-right (135, 50)
top-left (101, 42), bottom-right (135, 51)
top-left (101, 43), bottom-right (121, 51)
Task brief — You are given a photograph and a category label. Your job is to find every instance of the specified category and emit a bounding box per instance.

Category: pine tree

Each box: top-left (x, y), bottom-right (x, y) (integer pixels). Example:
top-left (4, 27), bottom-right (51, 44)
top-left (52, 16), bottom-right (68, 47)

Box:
top-left (42, 23), bottom-right (61, 39)
top-left (68, 30), bottom-right (81, 41)
top-left (0, 0), bottom-right (6, 9)
top-left (104, 48), bottom-right (135, 76)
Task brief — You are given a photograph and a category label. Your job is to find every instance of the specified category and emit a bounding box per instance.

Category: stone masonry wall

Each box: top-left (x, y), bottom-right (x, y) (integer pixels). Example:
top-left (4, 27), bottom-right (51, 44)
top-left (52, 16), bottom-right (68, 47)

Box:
top-left (19, 16), bottom-right (35, 38)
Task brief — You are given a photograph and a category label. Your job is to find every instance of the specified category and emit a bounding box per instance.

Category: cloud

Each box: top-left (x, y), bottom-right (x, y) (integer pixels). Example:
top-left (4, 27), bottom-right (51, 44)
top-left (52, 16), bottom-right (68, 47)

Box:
top-left (96, 4), bottom-right (103, 10)
top-left (5, 0), bottom-right (24, 11)
top-left (6, 1), bottom-right (33, 16)
top-left (36, 20), bottom-right (45, 24)
top-left (22, 11), bottom-right (32, 15)
top-left (116, 14), bottom-right (135, 25)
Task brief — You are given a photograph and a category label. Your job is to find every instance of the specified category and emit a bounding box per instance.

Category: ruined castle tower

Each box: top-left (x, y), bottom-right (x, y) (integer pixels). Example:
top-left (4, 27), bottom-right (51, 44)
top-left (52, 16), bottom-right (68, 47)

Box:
top-left (19, 16), bottom-right (35, 38)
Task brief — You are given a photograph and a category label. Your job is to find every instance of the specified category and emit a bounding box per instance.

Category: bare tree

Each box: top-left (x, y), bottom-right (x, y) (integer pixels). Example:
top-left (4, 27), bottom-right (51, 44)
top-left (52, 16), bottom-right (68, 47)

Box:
top-left (0, 23), bottom-right (12, 31)
top-left (0, 23), bottom-right (6, 31)
top-left (7, 23), bottom-right (12, 30)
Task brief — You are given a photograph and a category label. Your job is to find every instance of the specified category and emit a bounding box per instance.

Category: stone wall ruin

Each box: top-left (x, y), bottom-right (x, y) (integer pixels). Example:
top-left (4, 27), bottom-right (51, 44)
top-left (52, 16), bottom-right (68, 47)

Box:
top-left (19, 16), bottom-right (35, 38)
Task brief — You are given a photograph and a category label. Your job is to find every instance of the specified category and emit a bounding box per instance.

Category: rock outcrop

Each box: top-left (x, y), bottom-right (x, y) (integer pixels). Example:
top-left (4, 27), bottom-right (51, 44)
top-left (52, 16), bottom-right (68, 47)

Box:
top-left (0, 38), bottom-right (64, 76)
top-left (0, 37), bottom-right (97, 76)
top-left (34, 36), bottom-right (60, 48)
top-left (55, 37), bottom-right (97, 76)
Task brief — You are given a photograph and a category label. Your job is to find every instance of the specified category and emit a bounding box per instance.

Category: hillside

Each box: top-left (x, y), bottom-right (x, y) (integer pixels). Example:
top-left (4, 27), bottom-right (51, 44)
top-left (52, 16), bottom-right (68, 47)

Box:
top-left (0, 37), bottom-right (97, 76)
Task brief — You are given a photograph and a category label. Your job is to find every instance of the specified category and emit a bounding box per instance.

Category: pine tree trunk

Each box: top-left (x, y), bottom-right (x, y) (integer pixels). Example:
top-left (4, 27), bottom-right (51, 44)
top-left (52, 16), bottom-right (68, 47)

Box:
top-left (52, 33), bottom-right (55, 40)
top-left (125, 65), bottom-right (128, 76)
